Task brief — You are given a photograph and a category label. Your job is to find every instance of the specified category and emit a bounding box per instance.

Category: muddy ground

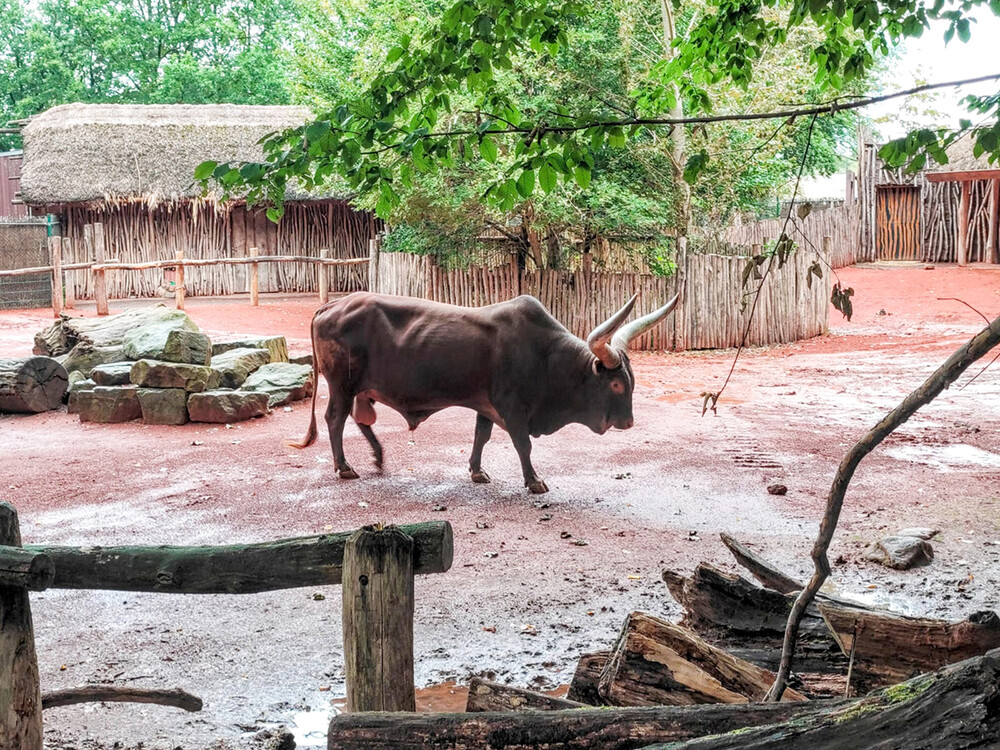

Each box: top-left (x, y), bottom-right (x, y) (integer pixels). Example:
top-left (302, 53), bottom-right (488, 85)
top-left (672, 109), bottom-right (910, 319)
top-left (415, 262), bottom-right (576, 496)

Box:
top-left (2, 263), bottom-right (1000, 749)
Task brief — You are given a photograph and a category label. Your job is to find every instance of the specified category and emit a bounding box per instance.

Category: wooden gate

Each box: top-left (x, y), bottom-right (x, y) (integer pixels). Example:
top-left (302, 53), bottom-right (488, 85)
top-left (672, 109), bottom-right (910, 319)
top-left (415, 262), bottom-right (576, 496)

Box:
top-left (876, 186), bottom-right (921, 260)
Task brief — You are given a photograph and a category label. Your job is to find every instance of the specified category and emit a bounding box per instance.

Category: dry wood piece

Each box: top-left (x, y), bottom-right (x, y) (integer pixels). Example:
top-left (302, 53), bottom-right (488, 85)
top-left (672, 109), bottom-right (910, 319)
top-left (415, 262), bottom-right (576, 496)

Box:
top-left (465, 678), bottom-right (585, 713)
top-left (719, 534), bottom-right (803, 594)
top-left (326, 701), bottom-right (824, 750)
top-left (0, 547), bottom-right (54, 592)
top-left (566, 651), bottom-right (610, 705)
top-left (642, 648), bottom-right (1000, 749)
top-left (819, 601), bottom-right (1000, 692)
top-left (0, 356), bottom-right (68, 413)
top-left (29, 520), bottom-right (452, 594)
top-left (42, 686), bottom-right (202, 712)
top-left (598, 612), bottom-right (806, 706)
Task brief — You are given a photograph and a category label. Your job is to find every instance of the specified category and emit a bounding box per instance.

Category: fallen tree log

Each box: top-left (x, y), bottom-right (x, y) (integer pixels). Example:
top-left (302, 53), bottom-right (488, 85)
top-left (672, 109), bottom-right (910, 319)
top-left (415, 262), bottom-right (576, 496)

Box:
top-left (566, 651), bottom-right (610, 705)
top-left (28, 521), bottom-right (452, 594)
top-left (0, 357), bottom-right (68, 413)
top-left (819, 601), bottom-right (1000, 692)
top-left (719, 534), bottom-right (803, 594)
top-left (42, 686), bottom-right (202, 712)
top-left (465, 678), bottom-right (586, 712)
top-left (642, 648), bottom-right (1000, 749)
top-left (597, 612), bottom-right (806, 706)
top-left (326, 701), bottom-right (826, 750)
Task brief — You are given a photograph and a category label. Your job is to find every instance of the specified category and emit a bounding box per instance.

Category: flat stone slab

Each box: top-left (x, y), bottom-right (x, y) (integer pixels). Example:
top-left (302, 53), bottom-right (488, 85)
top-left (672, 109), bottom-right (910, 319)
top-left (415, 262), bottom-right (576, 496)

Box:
top-left (211, 347), bottom-right (271, 389)
top-left (187, 390), bottom-right (269, 423)
top-left (896, 527), bottom-right (939, 540)
top-left (289, 353), bottom-right (313, 367)
top-left (66, 377), bottom-right (95, 414)
top-left (130, 360), bottom-right (221, 393)
top-left (242, 362), bottom-right (314, 406)
top-left (91, 362), bottom-right (135, 386)
top-left (61, 344), bottom-right (127, 377)
top-left (213, 336), bottom-right (288, 364)
top-left (75, 386), bottom-right (141, 423)
top-left (865, 535), bottom-right (934, 570)
top-left (137, 388), bottom-right (189, 425)
top-left (124, 326), bottom-right (211, 365)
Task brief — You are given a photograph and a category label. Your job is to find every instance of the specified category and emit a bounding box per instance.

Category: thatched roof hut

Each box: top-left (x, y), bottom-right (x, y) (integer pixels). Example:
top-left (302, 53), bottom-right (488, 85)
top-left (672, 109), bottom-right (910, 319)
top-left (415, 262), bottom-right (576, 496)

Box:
top-left (20, 103), bottom-right (338, 207)
top-left (19, 103), bottom-right (376, 301)
top-left (927, 133), bottom-right (1000, 181)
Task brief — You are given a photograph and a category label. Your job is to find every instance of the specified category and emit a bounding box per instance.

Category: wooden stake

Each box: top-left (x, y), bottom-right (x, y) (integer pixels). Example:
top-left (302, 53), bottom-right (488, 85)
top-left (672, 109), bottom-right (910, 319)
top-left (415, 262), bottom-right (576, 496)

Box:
top-left (91, 223), bottom-right (109, 316)
top-left (61, 238), bottom-right (75, 309)
top-left (319, 248), bottom-right (330, 304)
top-left (249, 247), bottom-right (259, 306)
top-left (0, 504), bottom-right (43, 750)
top-left (175, 250), bottom-right (186, 310)
top-left (48, 237), bottom-right (62, 318)
top-left (957, 180), bottom-right (971, 267)
top-left (368, 237), bottom-right (380, 295)
top-left (342, 525), bottom-right (415, 712)
top-left (987, 179), bottom-right (999, 265)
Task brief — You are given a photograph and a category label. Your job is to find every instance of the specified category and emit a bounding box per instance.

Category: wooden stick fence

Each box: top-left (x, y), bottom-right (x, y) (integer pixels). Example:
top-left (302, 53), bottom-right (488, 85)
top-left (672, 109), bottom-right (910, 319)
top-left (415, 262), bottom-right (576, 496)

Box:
top-left (0, 502), bottom-right (453, 749)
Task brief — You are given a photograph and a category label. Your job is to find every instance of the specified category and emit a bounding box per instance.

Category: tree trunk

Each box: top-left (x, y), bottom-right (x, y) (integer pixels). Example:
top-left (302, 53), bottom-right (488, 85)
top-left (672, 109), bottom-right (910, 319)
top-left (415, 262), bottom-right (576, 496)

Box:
top-left (0, 357), bottom-right (68, 413)
top-left (597, 612), bottom-right (806, 706)
top-left (566, 651), bottom-right (610, 705)
top-left (465, 678), bottom-right (585, 712)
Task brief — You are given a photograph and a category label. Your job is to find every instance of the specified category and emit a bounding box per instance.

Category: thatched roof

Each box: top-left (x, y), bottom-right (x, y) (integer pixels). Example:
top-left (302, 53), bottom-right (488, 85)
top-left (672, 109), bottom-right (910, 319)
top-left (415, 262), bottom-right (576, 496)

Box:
top-left (929, 133), bottom-right (997, 176)
top-left (20, 103), bottom-right (346, 207)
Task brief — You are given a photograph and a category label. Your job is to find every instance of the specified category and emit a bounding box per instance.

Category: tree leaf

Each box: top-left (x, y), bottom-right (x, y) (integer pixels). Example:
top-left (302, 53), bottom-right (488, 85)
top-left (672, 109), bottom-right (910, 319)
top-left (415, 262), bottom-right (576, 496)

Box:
top-left (539, 162), bottom-right (558, 193)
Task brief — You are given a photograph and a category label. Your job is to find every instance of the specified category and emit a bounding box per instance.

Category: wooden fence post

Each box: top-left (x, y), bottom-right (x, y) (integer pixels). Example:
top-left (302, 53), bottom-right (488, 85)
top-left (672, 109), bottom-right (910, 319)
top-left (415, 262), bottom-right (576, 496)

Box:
top-left (987, 179), bottom-right (999, 265)
top-left (822, 235), bottom-right (832, 262)
top-left (342, 525), bottom-right (415, 712)
top-left (90, 223), bottom-right (109, 316)
top-left (175, 250), bottom-right (185, 311)
top-left (319, 249), bottom-right (329, 304)
top-left (0, 503), bottom-right (44, 750)
top-left (249, 247), bottom-right (259, 306)
top-left (61, 237), bottom-right (75, 309)
top-left (48, 236), bottom-right (62, 318)
top-left (368, 238), bottom-right (380, 295)
top-left (957, 181), bottom-right (971, 267)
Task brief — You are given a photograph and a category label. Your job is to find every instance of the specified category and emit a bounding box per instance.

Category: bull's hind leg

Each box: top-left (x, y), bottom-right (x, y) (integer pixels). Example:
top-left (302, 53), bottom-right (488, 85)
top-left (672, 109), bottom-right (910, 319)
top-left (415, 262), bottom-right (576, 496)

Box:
top-left (469, 414), bottom-right (493, 484)
top-left (325, 395), bottom-right (358, 480)
top-left (352, 396), bottom-right (383, 470)
top-left (358, 425), bottom-right (383, 470)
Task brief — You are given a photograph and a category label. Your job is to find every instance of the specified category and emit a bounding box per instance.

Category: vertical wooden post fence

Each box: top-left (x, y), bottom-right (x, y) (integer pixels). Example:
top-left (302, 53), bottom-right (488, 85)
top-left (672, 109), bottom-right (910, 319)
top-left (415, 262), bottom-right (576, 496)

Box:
top-left (0, 504), bottom-right (44, 750)
top-left (319, 249), bottom-right (330, 304)
top-left (957, 181), bottom-right (971, 267)
top-left (368, 238), bottom-right (381, 296)
top-left (175, 250), bottom-right (186, 311)
top-left (249, 247), bottom-right (260, 306)
top-left (342, 525), bottom-right (416, 713)
top-left (48, 237), bottom-right (62, 318)
top-left (61, 237), bottom-right (75, 310)
top-left (89, 223), bottom-right (109, 316)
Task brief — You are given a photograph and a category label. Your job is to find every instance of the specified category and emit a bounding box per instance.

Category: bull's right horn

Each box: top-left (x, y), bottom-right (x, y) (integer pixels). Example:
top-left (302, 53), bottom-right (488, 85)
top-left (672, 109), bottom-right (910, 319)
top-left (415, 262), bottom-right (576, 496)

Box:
top-left (587, 294), bottom-right (637, 369)
top-left (612, 293), bottom-right (680, 349)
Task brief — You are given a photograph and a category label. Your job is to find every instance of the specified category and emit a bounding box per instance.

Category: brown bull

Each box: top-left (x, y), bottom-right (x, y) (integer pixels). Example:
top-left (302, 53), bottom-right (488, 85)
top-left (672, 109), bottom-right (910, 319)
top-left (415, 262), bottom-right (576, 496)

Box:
top-left (290, 292), bottom-right (678, 493)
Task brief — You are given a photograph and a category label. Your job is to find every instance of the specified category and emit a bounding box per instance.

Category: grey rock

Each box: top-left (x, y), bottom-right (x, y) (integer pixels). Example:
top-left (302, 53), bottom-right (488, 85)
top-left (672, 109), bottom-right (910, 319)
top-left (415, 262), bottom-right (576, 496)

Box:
top-left (61, 343), bottom-right (128, 377)
top-left (137, 388), bottom-right (189, 425)
top-left (213, 336), bottom-right (289, 363)
top-left (187, 390), bottom-right (269, 423)
top-left (242, 362), bottom-right (314, 406)
top-left (35, 305), bottom-right (193, 356)
top-left (66, 377), bottom-right (95, 414)
top-left (210, 347), bottom-right (271, 389)
top-left (123, 325), bottom-right (211, 365)
top-left (289, 353), bottom-right (313, 367)
top-left (865, 535), bottom-right (934, 570)
top-left (75, 386), bottom-right (141, 423)
top-left (130, 360), bottom-right (221, 393)
top-left (91, 362), bottom-right (135, 386)
top-left (67, 370), bottom-right (87, 390)
top-left (896, 527), bottom-right (939, 540)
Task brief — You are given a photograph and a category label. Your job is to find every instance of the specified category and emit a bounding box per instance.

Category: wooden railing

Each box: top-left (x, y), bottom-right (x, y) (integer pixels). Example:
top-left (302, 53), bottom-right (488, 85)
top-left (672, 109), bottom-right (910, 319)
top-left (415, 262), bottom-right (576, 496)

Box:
top-left (0, 502), bottom-right (453, 748)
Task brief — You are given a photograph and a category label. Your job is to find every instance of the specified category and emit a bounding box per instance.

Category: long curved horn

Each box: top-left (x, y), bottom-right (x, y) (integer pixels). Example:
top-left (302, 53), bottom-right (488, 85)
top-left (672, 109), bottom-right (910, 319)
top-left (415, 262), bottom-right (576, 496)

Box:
top-left (587, 294), bottom-right (637, 369)
top-left (612, 294), bottom-right (680, 350)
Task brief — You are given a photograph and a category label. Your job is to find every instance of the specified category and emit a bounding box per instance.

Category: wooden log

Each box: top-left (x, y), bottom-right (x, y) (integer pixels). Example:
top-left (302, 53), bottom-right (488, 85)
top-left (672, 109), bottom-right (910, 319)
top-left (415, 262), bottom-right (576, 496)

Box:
top-left (0, 504), bottom-right (43, 750)
top-left (719, 533), bottom-right (802, 594)
top-left (0, 262), bottom-right (94, 279)
top-left (61, 237), bottom-right (75, 309)
top-left (326, 701), bottom-right (826, 750)
top-left (641, 649), bottom-right (1000, 749)
top-left (249, 247), bottom-right (259, 306)
top-left (819, 601), bottom-right (1000, 693)
top-left (174, 250), bottom-right (185, 311)
top-left (49, 236), bottom-right (62, 317)
top-left (566, 651), bottom-right (610, 705)
top-left (597, 612), bottom-right (806, 706)
top-left (0, 547), bottom-right (53, 592)
top-left (91, 224), bottom-right (109, 316)
top-left (89, 256), bottom-right (370, 272)
top-left (465, 678), bottom-right (586, 713)
top-left (343, 525), bottom-right (415, 712)
top-left (28, 521), bottom-right (452, 594)
top-left (42, 686), bottom-right (202, 712)
top-left (0, 357), bottom-right (68, 413)
top-left (319, 248), bottom-right (330, 304)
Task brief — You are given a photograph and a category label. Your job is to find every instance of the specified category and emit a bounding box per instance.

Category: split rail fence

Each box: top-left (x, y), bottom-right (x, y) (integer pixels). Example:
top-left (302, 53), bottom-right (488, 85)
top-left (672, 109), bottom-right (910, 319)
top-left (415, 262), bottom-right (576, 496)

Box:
top-left (0, 502), bottom-right (453, 749)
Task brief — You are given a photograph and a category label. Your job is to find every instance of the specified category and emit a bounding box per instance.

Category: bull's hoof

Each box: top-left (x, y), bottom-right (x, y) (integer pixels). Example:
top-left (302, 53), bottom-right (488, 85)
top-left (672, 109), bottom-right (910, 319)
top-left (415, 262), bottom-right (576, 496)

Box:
top-left (527, 479), bottom-right (549, 494)
top-left (372, 453), bottom-right (384, 471)
top-left (470, 469), bottom-right (491, 484)
top-left (338, 467), bottom-right (360, 480)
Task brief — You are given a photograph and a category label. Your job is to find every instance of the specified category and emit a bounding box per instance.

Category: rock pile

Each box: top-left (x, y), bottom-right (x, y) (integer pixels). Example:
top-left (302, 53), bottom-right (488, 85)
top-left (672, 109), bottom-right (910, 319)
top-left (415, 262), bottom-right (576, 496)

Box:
top-left (31, 305), bottom-right (313, 425)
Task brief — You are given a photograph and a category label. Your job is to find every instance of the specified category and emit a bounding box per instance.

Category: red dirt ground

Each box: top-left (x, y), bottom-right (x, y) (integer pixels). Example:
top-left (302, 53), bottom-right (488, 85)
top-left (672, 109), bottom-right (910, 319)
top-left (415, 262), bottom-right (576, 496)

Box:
top-left (2, 262), bottom-right (1000, 748)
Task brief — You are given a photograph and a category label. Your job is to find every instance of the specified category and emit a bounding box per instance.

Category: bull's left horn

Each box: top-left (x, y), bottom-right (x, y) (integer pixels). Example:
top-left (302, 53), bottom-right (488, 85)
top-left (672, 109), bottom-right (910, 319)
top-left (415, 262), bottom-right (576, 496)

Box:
top-left (587, 294), bottom-right (637, 369)
top-left (612, 293), bottom-right (680, 349)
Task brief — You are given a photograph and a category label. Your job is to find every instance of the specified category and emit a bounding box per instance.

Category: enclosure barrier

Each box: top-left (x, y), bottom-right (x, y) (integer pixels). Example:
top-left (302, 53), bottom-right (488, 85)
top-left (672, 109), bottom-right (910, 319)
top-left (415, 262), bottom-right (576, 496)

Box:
top-left (0, 503), bottom-right (453, 748)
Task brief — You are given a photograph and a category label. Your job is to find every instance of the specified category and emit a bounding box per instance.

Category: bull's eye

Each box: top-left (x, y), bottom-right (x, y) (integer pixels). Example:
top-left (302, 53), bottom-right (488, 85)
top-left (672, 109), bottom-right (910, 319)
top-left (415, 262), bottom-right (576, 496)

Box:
top-left (610, 379), bottom-right (625, 394)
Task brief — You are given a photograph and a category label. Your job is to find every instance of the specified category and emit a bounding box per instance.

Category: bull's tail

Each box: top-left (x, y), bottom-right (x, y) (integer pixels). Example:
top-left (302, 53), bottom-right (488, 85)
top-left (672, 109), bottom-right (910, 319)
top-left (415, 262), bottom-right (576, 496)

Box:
top-left (285, 316), bottom-right (321, 450)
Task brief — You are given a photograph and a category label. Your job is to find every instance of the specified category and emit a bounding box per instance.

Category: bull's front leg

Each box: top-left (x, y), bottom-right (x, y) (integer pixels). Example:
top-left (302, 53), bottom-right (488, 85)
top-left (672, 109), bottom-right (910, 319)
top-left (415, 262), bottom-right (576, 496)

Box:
top-left (469, 414), bottom-right (494, 484)
top-left (509, 428), bottom-right (548, 494)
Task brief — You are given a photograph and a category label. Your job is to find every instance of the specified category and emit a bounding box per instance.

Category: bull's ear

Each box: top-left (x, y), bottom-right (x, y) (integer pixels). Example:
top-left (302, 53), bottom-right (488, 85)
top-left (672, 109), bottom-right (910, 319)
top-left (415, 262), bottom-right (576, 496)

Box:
top-left (591, 358), bottom-right (602, 376)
